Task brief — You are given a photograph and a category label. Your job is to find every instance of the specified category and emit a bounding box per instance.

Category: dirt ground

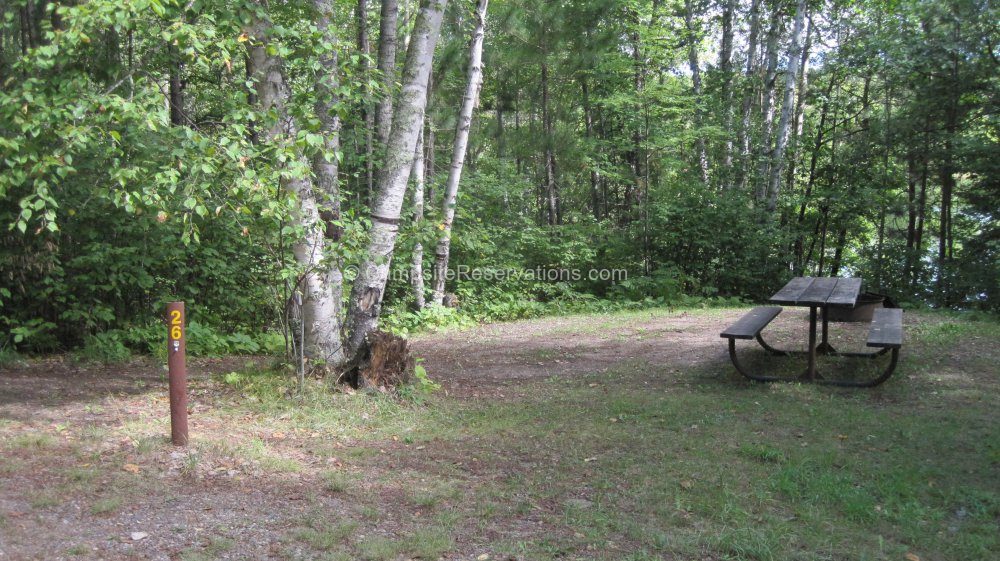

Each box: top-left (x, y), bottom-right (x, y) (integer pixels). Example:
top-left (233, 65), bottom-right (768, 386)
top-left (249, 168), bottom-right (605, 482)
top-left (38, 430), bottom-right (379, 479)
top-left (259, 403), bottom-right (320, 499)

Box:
top-left (0, 308), bottom-right (994, 560)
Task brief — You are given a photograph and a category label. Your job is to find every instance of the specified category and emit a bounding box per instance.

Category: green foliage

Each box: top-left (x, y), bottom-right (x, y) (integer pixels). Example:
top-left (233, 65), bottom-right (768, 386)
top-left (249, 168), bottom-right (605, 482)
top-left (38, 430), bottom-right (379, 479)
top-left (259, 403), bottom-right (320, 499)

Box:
top-left (398, 362), bottom-right (442, 404)
top-left (0, 348), bottom-right (22, 368)
top-left (1, 0), bottom-right (997, 358)
top-left (77, 331), bottom-right (132, 364)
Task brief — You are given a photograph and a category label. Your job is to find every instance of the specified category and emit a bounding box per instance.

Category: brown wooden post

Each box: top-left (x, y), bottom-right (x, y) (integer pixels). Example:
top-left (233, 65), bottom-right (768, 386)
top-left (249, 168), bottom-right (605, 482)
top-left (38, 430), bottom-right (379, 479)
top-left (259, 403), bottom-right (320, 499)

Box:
top-left (166, 302), bottom-right (188, 446)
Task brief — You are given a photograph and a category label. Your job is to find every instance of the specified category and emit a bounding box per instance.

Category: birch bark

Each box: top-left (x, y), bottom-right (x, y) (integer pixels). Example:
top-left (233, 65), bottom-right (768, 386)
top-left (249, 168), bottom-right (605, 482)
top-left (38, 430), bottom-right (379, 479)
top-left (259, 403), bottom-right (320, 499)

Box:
top-left (430, 0), bottom-right (489, 305)
top-left (751, 12), bottom-right (782, 201)
top-left (410, 117), bottom-right (426, 309)
top-left (765, 0), bottom-right (808, 212)
top-left (344, 0), bottom-right (447, 358)
top-left (375, 0), bottom-right (399, 147)
top-left (249, 9), bottom-right (345, 366)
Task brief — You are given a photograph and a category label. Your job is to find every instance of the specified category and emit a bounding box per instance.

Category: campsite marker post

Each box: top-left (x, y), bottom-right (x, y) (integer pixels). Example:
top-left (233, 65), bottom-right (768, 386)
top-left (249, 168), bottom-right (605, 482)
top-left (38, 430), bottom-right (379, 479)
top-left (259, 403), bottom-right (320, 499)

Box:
top-left (166, 302), bottom-right (188, 446)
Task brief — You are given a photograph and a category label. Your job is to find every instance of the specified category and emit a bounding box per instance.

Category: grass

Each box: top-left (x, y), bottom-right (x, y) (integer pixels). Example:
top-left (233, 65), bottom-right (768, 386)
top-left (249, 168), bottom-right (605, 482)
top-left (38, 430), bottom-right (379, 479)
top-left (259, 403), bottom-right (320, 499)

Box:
top-left (321, 469), bottom-right (354, 493)
top-left (90, 496), bottom-right (123, 515)
top-left (0, 307), bottom-right (998, 560)
top-left (291, 519), bottom-right (359, 550)
top-left (65, 544), bottom-right (90, 556)
top-left (178, 535), bottom-right (237, 561)
top-left (8, 432), bottom-right (57, 449)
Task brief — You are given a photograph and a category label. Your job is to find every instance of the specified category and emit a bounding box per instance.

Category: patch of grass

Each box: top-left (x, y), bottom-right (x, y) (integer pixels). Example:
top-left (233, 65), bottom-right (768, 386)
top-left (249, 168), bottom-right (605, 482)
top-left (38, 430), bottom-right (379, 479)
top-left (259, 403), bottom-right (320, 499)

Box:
top-left (66, 467), bottom-right (98, 481)
top-left (355, 535), bottom-right (405, 561)
top-left (83, 403), bottom-right (105, 415)
top-left (80, 424), bottom-right (109, 440)
top-left (408, 480), bottom-right (461, 509)
top-left (404, 526), bottom-right (453, 559)
top-left (242, 438), bottom-right (302, 473)
top-left (178, 552), bottom-right (212, 561)
top-left (90, 496), bottom-right (123, 515)
top-left (65, 544), bottom-right (90, 556)
top-left (738, 443), bottom-right (787, 464)
top-left (0, 456), bottom-right (25, 475)
top-left (200, 436), bottom-right (302, 474)
top-left (134, 435), bottom-right (166, 454)
top-left (30, 492), bottom-right (61, 509)
top-left (9, 432), bottom-right (57, 449)
top-left (713, 526), bottom-right (782, 561)
top-left (321, 469), bottom-right (354, 493)
top-left (176, 534), bottom-right (237, 560)
top-left (292, 521), bottom-right (358, 551)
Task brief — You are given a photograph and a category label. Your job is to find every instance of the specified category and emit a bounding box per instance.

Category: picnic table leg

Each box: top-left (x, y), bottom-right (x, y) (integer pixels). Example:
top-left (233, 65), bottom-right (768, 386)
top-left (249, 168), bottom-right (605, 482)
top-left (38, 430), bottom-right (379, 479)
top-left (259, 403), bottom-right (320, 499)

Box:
top-left (805, 306), bottom-right (818, 381)
top-left (816, 306), bottom-right (836, 354)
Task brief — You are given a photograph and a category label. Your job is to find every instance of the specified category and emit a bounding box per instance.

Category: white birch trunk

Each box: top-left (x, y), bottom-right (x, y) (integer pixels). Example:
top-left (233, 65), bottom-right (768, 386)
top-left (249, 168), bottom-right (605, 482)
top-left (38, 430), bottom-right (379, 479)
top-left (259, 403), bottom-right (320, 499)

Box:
top-left (344, 0), bottom-right (447, 358)
top-left (375, 0), bottom-right (399, 148)
top-left (752, 14), bottom-right (782, 202)
top-left (737, 0), bottom-right (762, 191)
top-left (410, 117), bottom-right (426, 309)
top-left (250, 11), bottom-right (345, 366)
top-left (430, 0), bottom-right (489, 306)
top-left (719, 0), bottom-right (735, 172)
top-left (766, 0), bottom-right (808, 212)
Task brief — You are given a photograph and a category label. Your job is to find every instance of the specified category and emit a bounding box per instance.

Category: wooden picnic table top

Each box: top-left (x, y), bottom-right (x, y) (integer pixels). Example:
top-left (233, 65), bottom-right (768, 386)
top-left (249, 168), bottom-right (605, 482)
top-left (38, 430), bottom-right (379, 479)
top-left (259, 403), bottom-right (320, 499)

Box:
top-left (769, 277), bottom-right (862, 308)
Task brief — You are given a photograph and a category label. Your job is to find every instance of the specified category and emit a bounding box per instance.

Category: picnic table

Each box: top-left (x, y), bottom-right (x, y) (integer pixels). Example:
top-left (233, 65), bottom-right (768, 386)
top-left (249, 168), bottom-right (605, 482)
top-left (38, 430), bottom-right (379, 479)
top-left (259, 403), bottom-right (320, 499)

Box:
top-left (720, 277), bottom-right (903, 387)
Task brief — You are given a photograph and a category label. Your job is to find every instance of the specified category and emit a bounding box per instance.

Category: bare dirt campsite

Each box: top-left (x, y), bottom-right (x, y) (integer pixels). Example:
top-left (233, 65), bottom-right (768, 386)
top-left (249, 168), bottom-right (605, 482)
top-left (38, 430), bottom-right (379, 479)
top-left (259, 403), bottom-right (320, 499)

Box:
top-left (2, 307), bottom-right (998, 561)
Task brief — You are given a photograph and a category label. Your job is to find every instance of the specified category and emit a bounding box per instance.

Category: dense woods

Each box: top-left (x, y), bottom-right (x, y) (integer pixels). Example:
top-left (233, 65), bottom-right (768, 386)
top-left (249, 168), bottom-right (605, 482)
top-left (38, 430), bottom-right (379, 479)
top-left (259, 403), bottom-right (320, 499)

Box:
top-left (1, 0), bottom-right (997, 358)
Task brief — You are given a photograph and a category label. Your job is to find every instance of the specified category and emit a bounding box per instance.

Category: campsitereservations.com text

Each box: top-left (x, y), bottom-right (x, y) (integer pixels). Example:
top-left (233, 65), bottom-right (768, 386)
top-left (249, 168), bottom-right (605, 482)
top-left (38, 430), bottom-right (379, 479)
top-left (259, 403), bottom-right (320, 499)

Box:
top-left (389, 266), bottom-right (628, 283)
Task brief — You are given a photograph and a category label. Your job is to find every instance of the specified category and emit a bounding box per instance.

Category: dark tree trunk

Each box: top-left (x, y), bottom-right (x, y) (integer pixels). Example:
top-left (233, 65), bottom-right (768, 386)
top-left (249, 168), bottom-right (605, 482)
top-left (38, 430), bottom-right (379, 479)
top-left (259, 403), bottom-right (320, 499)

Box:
top-left (168, 45), bottom-right (184, 126)
top-left (582, 77), bottom-right (600, 220)
top-left (542, 60), bottom-right (558, 225)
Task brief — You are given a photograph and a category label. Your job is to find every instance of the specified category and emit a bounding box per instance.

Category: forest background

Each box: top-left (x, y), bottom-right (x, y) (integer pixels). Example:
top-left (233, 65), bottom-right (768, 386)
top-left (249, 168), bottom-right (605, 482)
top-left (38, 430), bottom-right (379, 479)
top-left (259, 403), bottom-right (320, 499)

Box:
top-left (1, 0), bottom-right (997, 361)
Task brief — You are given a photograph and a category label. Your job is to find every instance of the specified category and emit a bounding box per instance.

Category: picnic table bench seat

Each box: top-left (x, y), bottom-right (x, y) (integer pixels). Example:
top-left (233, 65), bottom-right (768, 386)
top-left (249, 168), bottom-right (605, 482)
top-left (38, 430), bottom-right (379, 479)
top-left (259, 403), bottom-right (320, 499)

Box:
top-left (721, 302), bottom-right (905, 388)
top-left (720, 307), bottom-right (782, 340)
top-left (867, 308), bottom-right (903, 349)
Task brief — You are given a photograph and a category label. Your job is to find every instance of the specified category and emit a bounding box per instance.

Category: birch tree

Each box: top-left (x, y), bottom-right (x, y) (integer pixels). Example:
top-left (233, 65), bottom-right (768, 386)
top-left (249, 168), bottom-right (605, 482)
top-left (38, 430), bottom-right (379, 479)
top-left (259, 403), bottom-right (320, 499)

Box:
top-left (344, 0), bottom-right (447, 358)
top-left (249, 5), bottom-right (345, 366)
top-left (751, 10), bottom-right (783, 201)
top-left (410, 116), bottom-right (427, 309)
top-left (765, 0), bottom-right (808, 212)
top-left (375, 0), bottom-right (400, 147)
top-left (430, 0), bottom-right (489, 306)
top-left (735, 0), bottom-right (762, 191)
top-left (718, 0), bottom-right (735, 173)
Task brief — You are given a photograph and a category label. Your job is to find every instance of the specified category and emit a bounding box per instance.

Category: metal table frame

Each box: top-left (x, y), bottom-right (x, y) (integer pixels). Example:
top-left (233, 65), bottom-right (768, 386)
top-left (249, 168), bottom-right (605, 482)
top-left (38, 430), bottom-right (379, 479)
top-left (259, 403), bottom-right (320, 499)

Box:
top-left (727, 277), bottom-right (897, 386)
top-left (769, 277), bottom-right (862, 381)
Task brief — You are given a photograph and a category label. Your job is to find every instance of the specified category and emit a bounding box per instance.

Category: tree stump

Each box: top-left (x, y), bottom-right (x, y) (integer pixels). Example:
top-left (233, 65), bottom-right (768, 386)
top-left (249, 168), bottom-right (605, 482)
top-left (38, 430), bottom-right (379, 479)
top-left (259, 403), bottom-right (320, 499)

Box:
top-left (342, 331), bottom-right (415, 390)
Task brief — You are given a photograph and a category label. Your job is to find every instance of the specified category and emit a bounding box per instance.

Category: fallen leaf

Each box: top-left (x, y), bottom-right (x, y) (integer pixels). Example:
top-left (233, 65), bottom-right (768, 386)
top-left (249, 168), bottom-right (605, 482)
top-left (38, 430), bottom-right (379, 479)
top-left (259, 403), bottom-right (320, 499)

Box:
top-left (271, 431), bottom-right (286, 439)
top-left (477, 555), bottom-right (490, 561)
top-left (904, 553), bottom-right (921, 561)
top-left (122, 464), bottom-right (140, 474)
